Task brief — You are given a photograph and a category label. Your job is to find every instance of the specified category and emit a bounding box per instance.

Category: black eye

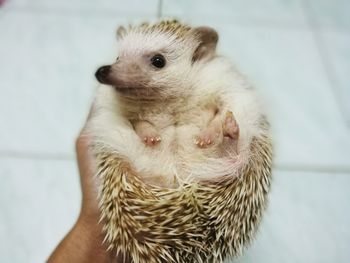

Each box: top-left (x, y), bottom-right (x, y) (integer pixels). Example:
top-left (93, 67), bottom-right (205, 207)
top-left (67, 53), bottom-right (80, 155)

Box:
top-left (151, 54), bottom-right (166, 68)
top-left (116, 56), bottom-right (119, 62)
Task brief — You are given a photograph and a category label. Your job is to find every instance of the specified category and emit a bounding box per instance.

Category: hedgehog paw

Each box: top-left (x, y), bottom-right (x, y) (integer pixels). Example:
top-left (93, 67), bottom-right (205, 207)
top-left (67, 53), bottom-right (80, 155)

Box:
top-left (141, 134), bottom-right (162, 147)
top-left (194, 127), bottom-right (221, 148)
top-left (133, 120), bottom-right (161, 147)
top-left (223, 111), bottom-right (239, 140)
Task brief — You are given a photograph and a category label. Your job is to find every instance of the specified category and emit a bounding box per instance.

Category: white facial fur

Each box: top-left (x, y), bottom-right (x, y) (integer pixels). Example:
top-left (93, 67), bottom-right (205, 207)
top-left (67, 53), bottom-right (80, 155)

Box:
top-left (107, 30), bottom-right (198, 99)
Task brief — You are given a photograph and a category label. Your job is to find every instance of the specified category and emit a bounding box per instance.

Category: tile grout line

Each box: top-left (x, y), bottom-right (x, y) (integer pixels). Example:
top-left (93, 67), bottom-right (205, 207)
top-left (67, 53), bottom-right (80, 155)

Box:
top-left (1, 151), bottom-right (350, 174)
top-left (0, 151), bottom-right (74, 161)
top-left (274, 164), bottom-right (350, 174)
top-left (301, 0), bottom-right (350, 126)
top-left (1, 5), bottom-right (157, 18)
top-left (157, 0), bottom-right (163, 19)
top-left (1, 3), bottom-right (319, 31)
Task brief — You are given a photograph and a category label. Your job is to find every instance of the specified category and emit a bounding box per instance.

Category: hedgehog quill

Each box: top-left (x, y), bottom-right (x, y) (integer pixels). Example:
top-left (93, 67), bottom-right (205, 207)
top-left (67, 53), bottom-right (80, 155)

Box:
top-left (88, 20), bottom-right (273, 263)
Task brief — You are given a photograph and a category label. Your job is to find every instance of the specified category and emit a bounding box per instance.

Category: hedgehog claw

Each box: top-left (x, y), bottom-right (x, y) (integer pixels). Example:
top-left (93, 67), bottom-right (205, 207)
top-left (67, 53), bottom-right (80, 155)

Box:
top-left (142, 135), bottom-right (162, 147)
top-left (195, 130), bottom-right (217, 148)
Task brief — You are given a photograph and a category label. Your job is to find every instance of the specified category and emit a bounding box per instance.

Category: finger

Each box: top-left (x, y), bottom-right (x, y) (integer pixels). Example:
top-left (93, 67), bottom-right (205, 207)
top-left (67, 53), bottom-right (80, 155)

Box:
top-left (76, 100), bottom-right (96, 165)
top-left (77, 100), bottom-right (97, 140)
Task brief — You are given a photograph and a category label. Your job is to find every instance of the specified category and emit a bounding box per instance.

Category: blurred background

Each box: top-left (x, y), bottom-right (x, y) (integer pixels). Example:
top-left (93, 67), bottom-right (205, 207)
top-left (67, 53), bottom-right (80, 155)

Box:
top-left (0, 0), bottom-right (349, 262)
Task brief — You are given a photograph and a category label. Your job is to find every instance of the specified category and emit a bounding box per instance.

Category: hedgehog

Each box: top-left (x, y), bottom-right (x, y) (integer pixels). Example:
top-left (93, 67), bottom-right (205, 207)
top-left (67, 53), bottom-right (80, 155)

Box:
top-left (88, 20), bottom-right (273, 263)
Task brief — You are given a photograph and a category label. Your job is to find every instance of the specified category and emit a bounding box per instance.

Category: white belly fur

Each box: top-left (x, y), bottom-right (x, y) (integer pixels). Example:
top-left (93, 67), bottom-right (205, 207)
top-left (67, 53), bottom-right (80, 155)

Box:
top-left (89, 84), bottom-right (262, 188)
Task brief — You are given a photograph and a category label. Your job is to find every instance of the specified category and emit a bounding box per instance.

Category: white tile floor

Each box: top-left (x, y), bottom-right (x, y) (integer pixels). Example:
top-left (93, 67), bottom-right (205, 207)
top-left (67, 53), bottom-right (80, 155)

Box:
top-left (0, 0), bottom-right (349, 262)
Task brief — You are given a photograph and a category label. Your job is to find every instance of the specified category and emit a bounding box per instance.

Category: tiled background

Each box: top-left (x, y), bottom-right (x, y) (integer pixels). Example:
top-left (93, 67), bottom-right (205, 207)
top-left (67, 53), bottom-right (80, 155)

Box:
top-left (0, 0), bottom-right (349, 262)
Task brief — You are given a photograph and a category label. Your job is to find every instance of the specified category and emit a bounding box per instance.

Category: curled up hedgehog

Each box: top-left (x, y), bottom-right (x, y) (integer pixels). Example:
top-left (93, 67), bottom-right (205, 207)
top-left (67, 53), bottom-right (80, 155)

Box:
top-left (88, 20), bottom-right (273, 263)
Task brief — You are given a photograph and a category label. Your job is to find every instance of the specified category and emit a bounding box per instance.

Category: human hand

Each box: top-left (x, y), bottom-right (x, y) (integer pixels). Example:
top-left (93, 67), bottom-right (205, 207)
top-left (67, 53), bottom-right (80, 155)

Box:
top-left (76, 109), bottom-right (100, 225)
top-left (48, 106), bottom-right (113, 263)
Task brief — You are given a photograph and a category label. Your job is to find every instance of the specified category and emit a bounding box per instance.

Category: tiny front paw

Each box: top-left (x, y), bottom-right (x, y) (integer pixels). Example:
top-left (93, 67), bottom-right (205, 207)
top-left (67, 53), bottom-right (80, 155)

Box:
top-left (142, 135), bottom-right (161, 147)
top-left (194, 129), bottom-right (221, 148)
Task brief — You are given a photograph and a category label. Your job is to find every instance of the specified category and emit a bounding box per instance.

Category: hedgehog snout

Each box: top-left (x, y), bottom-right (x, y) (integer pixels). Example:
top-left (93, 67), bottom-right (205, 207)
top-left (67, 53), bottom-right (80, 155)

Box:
top-left (95, 65), bottom-right (111, 84)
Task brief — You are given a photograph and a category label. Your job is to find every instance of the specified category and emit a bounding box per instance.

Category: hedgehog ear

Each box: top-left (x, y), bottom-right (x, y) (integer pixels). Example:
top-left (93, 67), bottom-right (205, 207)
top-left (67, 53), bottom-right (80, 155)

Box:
top-left (192, 27), bottom-right (218, 62)
top-left (116, 26), bottom-right (127, 41)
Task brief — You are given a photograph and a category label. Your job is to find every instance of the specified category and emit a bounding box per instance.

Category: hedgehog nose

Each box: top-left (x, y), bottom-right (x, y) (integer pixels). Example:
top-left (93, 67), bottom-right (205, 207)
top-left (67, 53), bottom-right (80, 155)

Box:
top-left (95, 65), bottom-right (111, 84)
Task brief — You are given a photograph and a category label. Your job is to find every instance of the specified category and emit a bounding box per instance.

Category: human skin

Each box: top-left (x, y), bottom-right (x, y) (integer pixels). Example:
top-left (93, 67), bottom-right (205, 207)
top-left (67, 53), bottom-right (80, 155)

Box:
top-left (47, 109), bottom-right (114, 263)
